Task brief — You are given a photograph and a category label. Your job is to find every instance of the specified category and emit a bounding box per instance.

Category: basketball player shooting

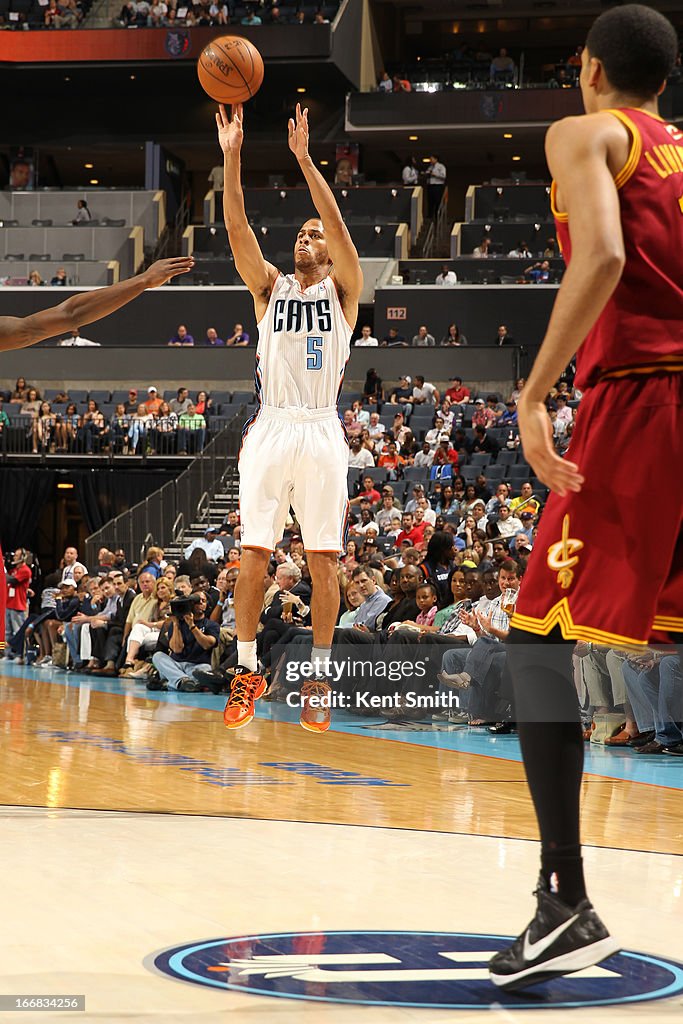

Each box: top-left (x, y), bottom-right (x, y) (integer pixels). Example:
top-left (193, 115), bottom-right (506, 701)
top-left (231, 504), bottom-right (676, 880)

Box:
top-left (215, 102), bottom-right (363, 734)
top-left (488, 5), bottom-right (682, 992)
top-left (0, 255), bottom-right (194, 655)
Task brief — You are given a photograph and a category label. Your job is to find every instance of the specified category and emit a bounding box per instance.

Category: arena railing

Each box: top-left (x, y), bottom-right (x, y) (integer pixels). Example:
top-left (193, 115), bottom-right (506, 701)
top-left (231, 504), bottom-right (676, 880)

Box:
top-left (84, 412), bottom-right (242, 567)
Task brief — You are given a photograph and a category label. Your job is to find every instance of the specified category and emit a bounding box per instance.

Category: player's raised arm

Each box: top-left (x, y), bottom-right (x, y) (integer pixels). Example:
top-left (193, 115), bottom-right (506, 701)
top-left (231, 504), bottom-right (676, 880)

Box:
top-left (217, 103), bottom-right (279, 314)
top-left (517, 114), bottom-right (626, 495)
top-left (0, 257), bottom-right (194, 353)
top-left (288, 104), bottom-right (363, 319)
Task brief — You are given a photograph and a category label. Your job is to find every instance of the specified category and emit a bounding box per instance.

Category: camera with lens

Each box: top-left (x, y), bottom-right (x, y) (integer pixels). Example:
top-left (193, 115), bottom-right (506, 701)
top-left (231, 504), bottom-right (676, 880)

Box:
top-left (170, 592), bottom-right (202, 617)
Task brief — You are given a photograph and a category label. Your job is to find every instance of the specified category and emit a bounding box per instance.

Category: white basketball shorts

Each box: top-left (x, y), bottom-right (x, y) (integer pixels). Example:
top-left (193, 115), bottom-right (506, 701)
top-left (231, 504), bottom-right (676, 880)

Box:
top-left (239, 405), bottom-right (350, 553)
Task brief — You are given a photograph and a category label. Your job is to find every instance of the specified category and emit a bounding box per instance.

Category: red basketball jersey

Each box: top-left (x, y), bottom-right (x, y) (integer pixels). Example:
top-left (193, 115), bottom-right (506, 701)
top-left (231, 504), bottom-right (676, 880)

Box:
top-left (551, 107), bottom-right (683, 390)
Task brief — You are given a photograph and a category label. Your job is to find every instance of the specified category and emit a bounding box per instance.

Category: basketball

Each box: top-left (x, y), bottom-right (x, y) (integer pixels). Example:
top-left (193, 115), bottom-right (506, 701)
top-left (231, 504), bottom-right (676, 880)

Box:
top-left (197, 35), bottom-right (264, 105)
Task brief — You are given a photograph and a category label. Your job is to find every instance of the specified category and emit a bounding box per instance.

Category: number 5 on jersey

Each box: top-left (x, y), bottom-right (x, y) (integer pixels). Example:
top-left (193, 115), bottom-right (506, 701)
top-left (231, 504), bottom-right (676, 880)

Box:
top-left (307, 335), bottom-right (323, 370)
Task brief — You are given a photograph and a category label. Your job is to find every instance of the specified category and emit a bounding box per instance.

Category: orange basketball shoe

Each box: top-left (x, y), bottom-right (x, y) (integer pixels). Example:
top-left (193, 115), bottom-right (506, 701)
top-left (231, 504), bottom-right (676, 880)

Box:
top-left (300, 678), bottom-right (332, 733)
top-left (223, 667), bottom-right (267, 729)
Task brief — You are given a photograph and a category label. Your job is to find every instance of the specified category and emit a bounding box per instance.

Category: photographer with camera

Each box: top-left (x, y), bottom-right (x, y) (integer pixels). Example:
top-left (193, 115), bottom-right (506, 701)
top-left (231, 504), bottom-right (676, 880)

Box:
top-left (150, 590), bottom-right (219, 692)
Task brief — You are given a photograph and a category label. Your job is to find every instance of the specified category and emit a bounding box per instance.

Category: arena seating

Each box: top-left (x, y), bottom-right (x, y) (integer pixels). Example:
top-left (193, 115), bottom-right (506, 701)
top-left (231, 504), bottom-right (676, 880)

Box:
top-left (465, 183), bottom-right (552, 221)
top-left (0, 260), bottom-right (117, 287)
top-left (397, 258), bottom-right (565, 286)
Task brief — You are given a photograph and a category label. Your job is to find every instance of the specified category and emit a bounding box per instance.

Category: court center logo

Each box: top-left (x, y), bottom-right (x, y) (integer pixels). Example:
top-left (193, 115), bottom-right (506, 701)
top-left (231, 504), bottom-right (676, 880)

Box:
top-left (150, 930), bottom-right (683, 1009)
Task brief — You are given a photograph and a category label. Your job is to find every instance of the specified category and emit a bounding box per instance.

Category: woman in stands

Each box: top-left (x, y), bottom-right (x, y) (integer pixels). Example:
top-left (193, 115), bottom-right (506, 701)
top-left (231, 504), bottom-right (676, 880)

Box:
top-left (441, 323), bottom-right (468, 347)
top-left (28, 271), bottom-right (44, 287)
top-left (33, 400), bottom-right (59, 454)
top-left (362, 368), bottom-right (384, 410)
top-left (151, 400), bottom-right (178, 454)
top-left (10, 378), bottom-right (28, 404)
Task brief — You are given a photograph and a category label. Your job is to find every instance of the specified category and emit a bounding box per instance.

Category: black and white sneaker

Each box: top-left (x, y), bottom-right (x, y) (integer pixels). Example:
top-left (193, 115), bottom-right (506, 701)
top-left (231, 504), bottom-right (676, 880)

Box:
top-left (489, 876), bottom-right (620, 992)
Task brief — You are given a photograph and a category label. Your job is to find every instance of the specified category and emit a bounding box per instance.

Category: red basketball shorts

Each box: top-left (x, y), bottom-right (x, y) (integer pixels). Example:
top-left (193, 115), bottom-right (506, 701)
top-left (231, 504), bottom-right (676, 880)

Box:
top-left (512, 372), bottom-right (683, 646)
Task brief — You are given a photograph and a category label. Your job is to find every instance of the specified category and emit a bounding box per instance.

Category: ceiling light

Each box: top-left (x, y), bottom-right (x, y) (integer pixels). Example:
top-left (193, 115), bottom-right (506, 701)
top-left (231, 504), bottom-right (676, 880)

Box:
top-left (503, 133), bottom-right (513, 139)
top-left (64, 76), bottom-right (70, 82)
top-left (422, 158), bottom-right (430, 163)
top-left (130, 74), bottom-right (136, 80)
top-left (409, 135), bottom-right (418, 141)
top-left (84, 163), bottom-right (93, 169)
top-left (296, 87), bottom-right (306, 93)
top-left (320, 160), bottom-right (329, 166)
top-left (512, 156), bottom-right (521, 162)
top-left (89, 178), bottom-right (99, 184)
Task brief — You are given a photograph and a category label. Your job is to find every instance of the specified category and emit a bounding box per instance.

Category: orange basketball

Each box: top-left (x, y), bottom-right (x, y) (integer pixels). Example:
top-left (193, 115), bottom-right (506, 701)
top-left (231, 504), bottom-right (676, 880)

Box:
top-left (197, 35), bottom-right (264, 105)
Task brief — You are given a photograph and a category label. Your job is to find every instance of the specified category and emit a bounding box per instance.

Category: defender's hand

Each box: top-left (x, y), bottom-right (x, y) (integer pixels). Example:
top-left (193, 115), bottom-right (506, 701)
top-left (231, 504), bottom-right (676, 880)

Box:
top-left (142, 257), bottom-right (194, 288)
top-left (288, 102), bottom-right (309, 161)
top-left (517, 398), bottom-right (584, 497)
top-left (216, 103), bottom-right (244, 155)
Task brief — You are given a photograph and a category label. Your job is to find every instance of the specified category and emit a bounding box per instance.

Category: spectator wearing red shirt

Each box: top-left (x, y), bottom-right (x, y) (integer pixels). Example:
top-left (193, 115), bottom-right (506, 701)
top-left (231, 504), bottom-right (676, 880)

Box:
top-left (349, 475), bottom-right (381, 508)
top-left (432, 436), bottom-right (459, 470)
top-left (472, 397), bottom-right (497, 429)
top-left (445, 376), bottom-right (471, 405)
top-left (5, 547), bottom-right (32, 647)
top-left (396, 511), bottom-right (426, 548)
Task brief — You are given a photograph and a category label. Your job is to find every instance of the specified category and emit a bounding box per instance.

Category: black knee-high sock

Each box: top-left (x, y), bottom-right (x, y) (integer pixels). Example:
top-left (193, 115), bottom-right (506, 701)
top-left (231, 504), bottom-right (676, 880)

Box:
top-left (507, 627), bottom-right (587, 907)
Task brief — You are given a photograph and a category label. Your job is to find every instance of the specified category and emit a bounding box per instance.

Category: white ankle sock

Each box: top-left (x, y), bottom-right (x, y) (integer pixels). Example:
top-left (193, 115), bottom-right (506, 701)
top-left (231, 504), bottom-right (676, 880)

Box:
top-left (237, 640), bottom-right (258, 673)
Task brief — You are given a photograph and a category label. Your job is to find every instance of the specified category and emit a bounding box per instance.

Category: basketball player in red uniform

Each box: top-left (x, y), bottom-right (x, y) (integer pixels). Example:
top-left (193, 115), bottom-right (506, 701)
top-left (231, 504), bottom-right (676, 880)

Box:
top-left (0, 256), bottom-right (193, 654)
top-left (489, 5), bottom-right (682, 990)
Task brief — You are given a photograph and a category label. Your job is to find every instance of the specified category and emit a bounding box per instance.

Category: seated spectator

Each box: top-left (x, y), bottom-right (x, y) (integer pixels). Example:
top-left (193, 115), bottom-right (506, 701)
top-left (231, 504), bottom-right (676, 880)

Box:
top-left (184, 526), bottom-right (224, 562)
top-left (425, 416), bottom-right (446, 449)
top-left (150, 592), bottom-right (219, 691)
top-left (486, 483), bottom-right (512, 516)
top-left (363, 368), bottom-right (384, 408)
top-left (342, 408), bottom-right (362, 438)
top-left (441, 324), bottom-right (468, 346)
top-left (496, 504), bottom-right (524, 537)
top-left (117, 570), bottom-right (159, 671)
top-left (348, 435), bottom-right (375, 470)
top-left (486, 393), bottom-right (506, 419)
top-left (622, 653), bottom-right (683, 755)
top-left (73, 200), bottom-right (91, 223)
top-left (19, 387), bottom-right (41, 419)
top-left (347, 566), bottom-right (391, 630)
top-left (412, 325), bottom-right (435, 347)
top-left (435, 264), bottom-right (458, 286)
top-left (350, 475), bottom-right (381, 508)
top-left (150, 0), bottom-right (167, 25)
top-left (490, 47), bottom-right (515, 81)
top-left (396, 511), bottom-right (426, 548)
top-left (241, 10), bottom-right (262, 25)
top-left (144, 387), bottom-right (163, 415)
top-left (471, 425), bottom-right (499, 458)
top-left (500, 400), bottom-right (518, 426)
top-left (57, 329), bottom-right (100, 347)
top-left (432, 436), bottom-right (459, 471)
top-left (509, 377), bottom-right (526, 402)
top-left (151, 402), bottom-right (178, 453)
top-left (388, 374), bottom-right (414, 415)
top-left (168, 324), bottom-right (194, 346)
top-left (543, 238), bottom-right (558, 258)
top-left (555, 393), bottom-right (574, 427)
top-left (87, 572), bottom-right (135, 675)
top-left (508, 241), bottom-right (532, 258)
top-left (205, 327), bottom-right (224, 346)
top-left (33, 401), bottom-right (61, 454)
top-left (10, 378), bottom-right (28, 404)
top-left (412, 375), bottom-right (440, 406)
top-left (127, 404), bottom-right (154, 455)
top-left (473, 236), bottom-right (491, 257)
top-left (392, 74), bottom-right (412, 92)
top-left (381, 327), bottom-right (408, 347)
top-left (351, 399), bottom-right (369, 427)
top-left (51, 267), bottom-right (68, 286)
top-left (445, 376), bottom-right (470, 404)
top-left (177, 402), bottom-right (206, 453)
top-left (169, 387), bottom-right (192, 415)
top-left (414, 441), bottom-right (434, 469)
top-left (226, 322), bottom-right (250, 346)
top-left (509, 482), bottom-right (541, 517)
top-left (378, 440), bottom-right (406, 476)
top-left (124, 389), bottom-right (139, 413)
top-left (378, 70), bottom-right (393, 93)
top-left (525, 260), bottom-right (551, 283)
top-left (110, 405), bottom-right (130, 453)
top-left (354, 325), bottom-right (379, 347)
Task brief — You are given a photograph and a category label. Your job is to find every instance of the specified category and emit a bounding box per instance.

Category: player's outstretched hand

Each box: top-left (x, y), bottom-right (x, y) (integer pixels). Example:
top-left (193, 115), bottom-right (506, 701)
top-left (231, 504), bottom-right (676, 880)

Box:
top-left (288, 102), bottom-right (309, 162)
top-left (142, 257), bottom-right (195, 288)
top-left (517, 398), bottom-right (584, 497)
top-left (216, 103), bottom-right (244, 156)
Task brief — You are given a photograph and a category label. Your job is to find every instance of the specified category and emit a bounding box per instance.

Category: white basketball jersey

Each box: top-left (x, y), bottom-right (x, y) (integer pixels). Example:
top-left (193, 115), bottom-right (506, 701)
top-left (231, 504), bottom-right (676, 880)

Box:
top-left (254, 273), bottom-right (352, 409)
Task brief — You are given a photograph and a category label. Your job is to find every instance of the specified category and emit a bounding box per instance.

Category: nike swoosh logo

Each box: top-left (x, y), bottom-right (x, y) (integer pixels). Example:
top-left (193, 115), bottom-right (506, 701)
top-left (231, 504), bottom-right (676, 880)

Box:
top-left (522, 914), bottom-right (580, 962)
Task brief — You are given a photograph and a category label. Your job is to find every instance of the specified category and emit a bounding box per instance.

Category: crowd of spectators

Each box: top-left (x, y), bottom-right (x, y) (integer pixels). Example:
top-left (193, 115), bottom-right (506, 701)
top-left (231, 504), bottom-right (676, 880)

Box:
top-left (353, 323), bottom-right (514, 348)
top-left (113, 0), bottom-right (335, 28)
top-left (167, 323), bottom-right (251, 347)
top-left (0, 378), bottom-right (232, 455)
top-left (5, 435), bottom-right (679, 751)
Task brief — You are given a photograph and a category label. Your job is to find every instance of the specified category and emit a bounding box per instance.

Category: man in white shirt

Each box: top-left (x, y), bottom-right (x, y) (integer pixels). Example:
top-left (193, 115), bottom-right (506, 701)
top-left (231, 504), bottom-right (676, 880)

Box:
top-left (496, 505), bottom-right (524, 538)
top-left (367, 412), bottom-right (384, 445)
top-left (426, 154), bottom-right (447, 218)
top-left (58, 329), bottom-right (100, 347)
top-left (348, 436), bottom-right (375, 470)
top-left (435, 264), bottom-right (458, 286)
top-left (414, 441), bottom-right (434, 468)
top-left (184, 527), bottom-right (224, 562)
top-left (412, 375), bottom-right (440, 405)
top-left (354, 325), bottom-right (379, 347)
top-left (554, 394), bottom-right (574, 426)
top-left (508, 241), bottom-right (533, 258)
